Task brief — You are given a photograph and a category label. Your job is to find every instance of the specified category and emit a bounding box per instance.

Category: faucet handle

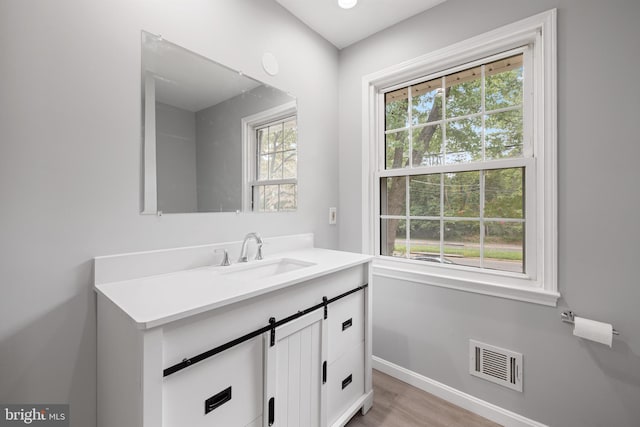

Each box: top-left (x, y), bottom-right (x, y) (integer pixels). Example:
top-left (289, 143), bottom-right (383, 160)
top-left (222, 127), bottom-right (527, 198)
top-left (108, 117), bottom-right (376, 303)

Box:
top-left (214, 249), bottom-right (231, 266)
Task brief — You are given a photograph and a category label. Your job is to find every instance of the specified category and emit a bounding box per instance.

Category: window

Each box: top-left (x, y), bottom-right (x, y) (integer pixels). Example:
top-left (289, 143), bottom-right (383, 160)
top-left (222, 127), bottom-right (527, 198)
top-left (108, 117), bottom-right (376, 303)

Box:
top-left (381, 52), bottom-right (528, 274)
top-left (252, 116), bottom-right (298, 212)
top-left (362, 10), bottom-right (558, 305)
top-left (243, 102), bottom-right (298, 212)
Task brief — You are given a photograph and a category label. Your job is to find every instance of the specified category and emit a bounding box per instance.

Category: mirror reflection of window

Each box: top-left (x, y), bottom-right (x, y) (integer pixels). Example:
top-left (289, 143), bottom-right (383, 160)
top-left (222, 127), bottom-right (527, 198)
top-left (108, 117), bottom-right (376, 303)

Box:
top-left (253, 117), bottom-right (298, 212)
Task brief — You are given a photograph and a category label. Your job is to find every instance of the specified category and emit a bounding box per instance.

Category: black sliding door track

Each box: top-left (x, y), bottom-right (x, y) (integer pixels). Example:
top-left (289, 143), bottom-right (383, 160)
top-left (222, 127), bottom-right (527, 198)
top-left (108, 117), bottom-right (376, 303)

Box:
top-left (163, 283), bottom-right (368, 377)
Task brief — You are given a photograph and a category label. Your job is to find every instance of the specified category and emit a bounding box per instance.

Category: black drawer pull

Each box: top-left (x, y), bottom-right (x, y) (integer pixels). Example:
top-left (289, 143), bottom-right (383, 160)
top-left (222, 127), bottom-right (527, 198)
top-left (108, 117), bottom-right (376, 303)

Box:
top-left (322, 361), bottom-right (327, 384)
top-left (342, 374), bottom-right (353, 390)
top-left (342, 318), bottom-right (353, 331)
top-left (205, 386), bottom-right (232, 414)
top-left (268, 397), bottom-right (275, 425)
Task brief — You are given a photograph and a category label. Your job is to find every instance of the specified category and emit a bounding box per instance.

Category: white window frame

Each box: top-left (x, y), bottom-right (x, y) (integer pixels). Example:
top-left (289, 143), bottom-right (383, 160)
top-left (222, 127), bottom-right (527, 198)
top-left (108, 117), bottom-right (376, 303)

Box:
top-left (242, 101), bottom-right (297, 212)
top-left (361, 10), bottom-right (558, 306)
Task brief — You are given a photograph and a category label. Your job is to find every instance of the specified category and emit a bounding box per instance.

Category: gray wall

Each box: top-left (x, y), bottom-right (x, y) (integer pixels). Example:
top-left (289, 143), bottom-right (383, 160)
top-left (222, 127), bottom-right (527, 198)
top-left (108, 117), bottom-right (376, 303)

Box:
top-left (196, 85), bottom-right (294, 212)
top-left (156, 102), bottom-right (198, 213)
top-left (338, 1), bottom-right (640, 426)
top-left (0, 1), bottom-right (338, 426)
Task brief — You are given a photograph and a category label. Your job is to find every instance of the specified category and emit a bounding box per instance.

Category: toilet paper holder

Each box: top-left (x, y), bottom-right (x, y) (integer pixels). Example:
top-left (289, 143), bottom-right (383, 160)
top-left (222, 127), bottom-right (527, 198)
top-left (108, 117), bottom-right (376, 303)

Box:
top-left (561, 311), bottom-right (620, 335)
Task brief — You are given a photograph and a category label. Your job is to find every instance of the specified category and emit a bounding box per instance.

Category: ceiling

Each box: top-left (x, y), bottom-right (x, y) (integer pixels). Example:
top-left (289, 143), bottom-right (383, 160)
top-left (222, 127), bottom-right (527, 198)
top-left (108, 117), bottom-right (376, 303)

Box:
top-left (274, 0), bottom-right (447, 49)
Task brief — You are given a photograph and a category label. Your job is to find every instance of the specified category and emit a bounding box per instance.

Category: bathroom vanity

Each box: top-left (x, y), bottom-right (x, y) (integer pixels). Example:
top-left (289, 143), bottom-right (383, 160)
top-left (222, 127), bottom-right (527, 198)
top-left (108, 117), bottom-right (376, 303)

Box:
top-left (95, 234), bottom-right (372, 427)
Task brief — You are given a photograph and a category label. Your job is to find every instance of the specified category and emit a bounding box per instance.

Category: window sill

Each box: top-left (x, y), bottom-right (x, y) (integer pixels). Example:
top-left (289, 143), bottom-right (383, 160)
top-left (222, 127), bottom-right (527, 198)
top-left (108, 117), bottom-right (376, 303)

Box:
top-left (372, 257), bottom-right (560, 306)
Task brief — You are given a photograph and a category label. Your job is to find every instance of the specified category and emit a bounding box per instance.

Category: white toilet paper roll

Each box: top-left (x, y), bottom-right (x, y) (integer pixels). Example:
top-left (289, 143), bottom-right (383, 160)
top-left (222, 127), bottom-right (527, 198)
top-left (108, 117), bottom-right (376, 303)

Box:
top-left (573, 316), bottom-right (613, 347)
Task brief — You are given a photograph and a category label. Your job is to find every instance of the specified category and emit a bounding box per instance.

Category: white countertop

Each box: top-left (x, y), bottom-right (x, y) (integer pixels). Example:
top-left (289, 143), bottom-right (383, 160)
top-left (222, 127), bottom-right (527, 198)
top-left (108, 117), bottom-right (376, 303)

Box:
top-left (95, 248), bottom-right (371, 329)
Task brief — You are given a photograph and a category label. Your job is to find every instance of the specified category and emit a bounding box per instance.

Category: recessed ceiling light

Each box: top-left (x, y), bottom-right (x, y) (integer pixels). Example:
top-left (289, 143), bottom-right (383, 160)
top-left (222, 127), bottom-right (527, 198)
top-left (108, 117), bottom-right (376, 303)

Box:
top-left (338, 0), bottom-right (358, 9)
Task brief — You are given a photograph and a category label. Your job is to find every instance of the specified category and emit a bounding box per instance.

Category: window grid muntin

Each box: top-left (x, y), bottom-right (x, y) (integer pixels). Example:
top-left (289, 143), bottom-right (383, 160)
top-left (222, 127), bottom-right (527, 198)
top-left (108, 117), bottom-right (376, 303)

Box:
top-left (381, 46), bottom-right (528, 105)
top-left (379, 48), bottom-right (529, 273)
top-left (384, 56), bottom-right (525, 170)
top-left (379, 169), bottom-right (525, 273)
top-left (385, 104), bottom-right (523, 135)
top-left (252, 183), bottom-right (297, 213)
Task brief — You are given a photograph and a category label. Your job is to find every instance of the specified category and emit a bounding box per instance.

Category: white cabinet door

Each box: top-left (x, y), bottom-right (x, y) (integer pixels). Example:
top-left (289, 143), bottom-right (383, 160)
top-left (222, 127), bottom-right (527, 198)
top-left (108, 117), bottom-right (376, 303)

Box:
top-left (163, 338), bottom-right (263, 427)
top-left (264, 310), bottom-right (327, 427)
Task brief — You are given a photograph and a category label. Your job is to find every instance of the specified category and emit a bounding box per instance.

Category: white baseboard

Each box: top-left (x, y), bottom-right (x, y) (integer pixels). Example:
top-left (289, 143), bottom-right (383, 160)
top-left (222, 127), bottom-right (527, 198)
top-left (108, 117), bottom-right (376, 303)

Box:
top-left (372, 356), bottom-right (548, 427)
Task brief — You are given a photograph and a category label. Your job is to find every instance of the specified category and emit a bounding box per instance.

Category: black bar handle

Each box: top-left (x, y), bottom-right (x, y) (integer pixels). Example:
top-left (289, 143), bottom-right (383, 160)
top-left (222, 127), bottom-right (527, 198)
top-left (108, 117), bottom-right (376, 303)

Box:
top-left (342, 318), bottom-right (353, 331)
top-left (164, 284), bottom-right (368, 377)
top-left (268, 397), bottom-right (275, 426)
top-left (342, 374), bottom-right (353, 390)
top-left (204, 386), bottom-right (232, 414)
top-left (322, 361), bottom-right (327, 384)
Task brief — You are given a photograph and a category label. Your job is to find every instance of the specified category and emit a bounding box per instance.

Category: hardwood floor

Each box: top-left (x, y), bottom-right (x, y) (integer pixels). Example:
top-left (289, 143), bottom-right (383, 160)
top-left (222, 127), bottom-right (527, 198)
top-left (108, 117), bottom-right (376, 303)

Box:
top-left (345, 370), bottom-right (502, 427)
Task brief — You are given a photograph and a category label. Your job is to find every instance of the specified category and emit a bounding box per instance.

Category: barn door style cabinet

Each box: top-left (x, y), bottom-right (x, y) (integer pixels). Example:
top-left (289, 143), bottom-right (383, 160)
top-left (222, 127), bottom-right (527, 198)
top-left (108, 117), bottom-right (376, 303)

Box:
top-left (263, 283), bottom-right (366, 427)
top-left (95, 238), bottom-right (372, 427)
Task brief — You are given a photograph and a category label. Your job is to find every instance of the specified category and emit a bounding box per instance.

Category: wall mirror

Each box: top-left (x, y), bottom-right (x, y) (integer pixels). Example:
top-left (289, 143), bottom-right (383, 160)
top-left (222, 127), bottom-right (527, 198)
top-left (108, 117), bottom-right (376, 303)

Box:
top-left (141, 31), bottom-right (297, 214)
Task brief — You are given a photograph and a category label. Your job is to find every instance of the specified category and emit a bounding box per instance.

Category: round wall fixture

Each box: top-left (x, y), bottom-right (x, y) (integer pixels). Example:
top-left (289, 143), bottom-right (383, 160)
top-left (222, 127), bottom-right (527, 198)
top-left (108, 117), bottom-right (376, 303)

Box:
top-left (262, 52), bottom-right (279, 76)
top-left (338, 0), bottom-right (357, 9)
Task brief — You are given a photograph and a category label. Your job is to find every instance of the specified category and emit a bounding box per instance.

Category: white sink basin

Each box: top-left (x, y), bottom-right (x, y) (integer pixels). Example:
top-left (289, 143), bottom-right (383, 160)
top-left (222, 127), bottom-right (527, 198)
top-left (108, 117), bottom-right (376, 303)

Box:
top-left (219, 258), bottom-right (316, 281)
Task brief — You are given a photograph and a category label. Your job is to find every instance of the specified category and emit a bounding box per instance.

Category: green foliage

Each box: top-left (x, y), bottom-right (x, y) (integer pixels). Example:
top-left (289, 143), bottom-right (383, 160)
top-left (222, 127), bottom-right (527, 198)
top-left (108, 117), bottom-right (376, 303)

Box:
top-left (408, 219), bottom-right (439, 240)
top-left (485, 68), bottom-right (523, 110)
top-left (409, 175), bottom-right (440, 216)
top-left (412, 86), bottom-right (443, 124)
top-left (386, 98), bottom-right (409, 131)
top-left (412, 125), bottom-right (443, 166)
top-left (446, 77), bottom-right (481, 118)
top-left (446, 117), bottom-right (482, 162)
top-left (382, 62), bottom-right (526, 263)
top-left (443, 171), bottom-right (480, 217)
top-left (385, 130), bottom-right (409, 169)
top-left (484, 168), bottom-right (523, 218)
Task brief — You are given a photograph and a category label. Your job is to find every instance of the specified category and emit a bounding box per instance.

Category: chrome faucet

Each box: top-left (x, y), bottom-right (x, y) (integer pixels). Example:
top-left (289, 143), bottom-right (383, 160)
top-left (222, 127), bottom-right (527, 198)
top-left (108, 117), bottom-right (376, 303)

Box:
top-left (238, 232), bottom-right (263, 263)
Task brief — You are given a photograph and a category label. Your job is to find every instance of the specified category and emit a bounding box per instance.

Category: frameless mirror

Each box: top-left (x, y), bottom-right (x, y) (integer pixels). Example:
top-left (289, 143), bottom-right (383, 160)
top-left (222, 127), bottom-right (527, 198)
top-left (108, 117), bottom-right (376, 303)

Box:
top-left (141, 31), bottom-right (297, 214)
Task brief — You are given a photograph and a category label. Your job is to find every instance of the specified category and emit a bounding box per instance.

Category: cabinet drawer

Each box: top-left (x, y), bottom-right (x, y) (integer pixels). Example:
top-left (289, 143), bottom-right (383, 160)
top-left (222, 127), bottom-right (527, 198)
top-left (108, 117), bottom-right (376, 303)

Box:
top-left (328, 290), bottom-right (364, 363)
top-left (327, 342), bottom-right (364, 425)
top-left (163, 338), bottom-right (263, 427)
